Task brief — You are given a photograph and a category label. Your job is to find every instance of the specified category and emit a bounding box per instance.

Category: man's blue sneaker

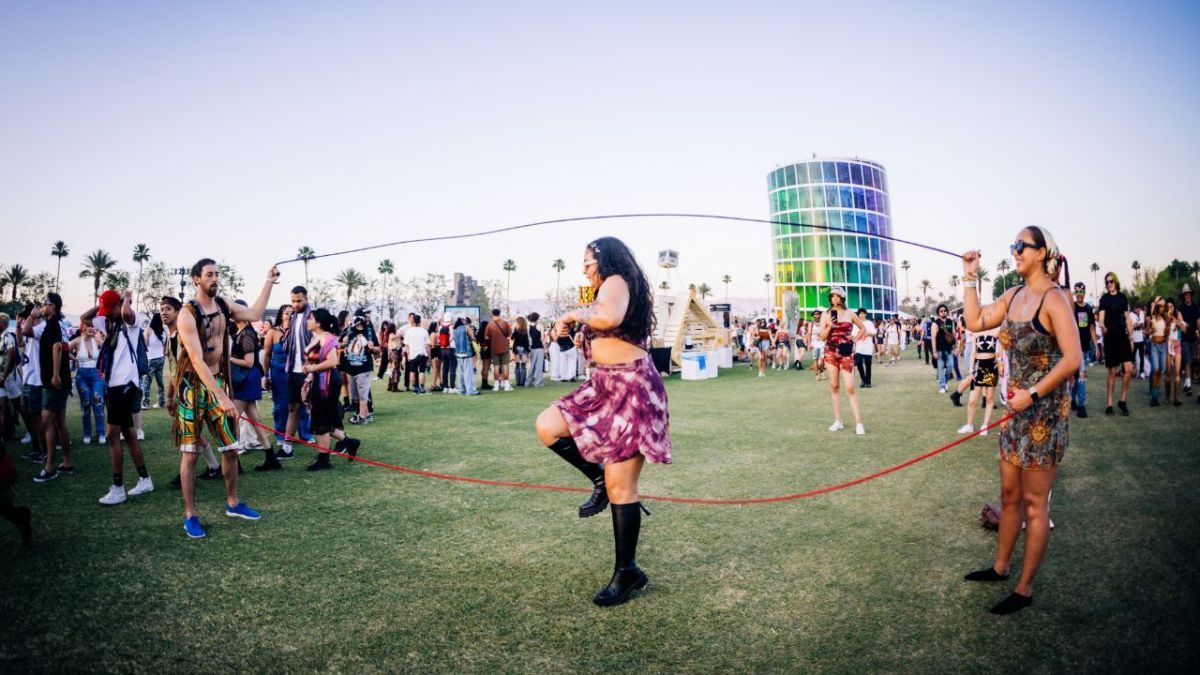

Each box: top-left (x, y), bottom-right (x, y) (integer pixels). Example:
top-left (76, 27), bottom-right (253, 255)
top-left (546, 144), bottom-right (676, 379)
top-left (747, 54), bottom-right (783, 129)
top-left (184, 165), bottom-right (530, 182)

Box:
top-left (225, 502), bottom-right (261, 521)
top-left (183, 516), bottom-right (206, 539)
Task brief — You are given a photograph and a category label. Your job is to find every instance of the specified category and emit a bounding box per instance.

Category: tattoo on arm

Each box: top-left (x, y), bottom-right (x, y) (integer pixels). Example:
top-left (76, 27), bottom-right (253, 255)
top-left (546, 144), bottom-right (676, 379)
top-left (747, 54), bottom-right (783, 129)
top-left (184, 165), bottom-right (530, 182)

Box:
top-left (574, 305), bottom-right (598, 324)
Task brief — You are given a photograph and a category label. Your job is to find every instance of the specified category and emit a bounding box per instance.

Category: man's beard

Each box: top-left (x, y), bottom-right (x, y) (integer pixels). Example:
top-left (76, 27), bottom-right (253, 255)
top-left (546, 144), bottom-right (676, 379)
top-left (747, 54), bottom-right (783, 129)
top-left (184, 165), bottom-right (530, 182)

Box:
top-left (202, 284), bottom-right (218, 299)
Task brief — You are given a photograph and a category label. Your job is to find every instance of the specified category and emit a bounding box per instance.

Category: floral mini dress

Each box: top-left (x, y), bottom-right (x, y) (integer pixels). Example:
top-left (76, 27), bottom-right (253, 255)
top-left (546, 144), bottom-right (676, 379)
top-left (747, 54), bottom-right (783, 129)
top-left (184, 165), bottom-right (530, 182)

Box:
top-left (997, 288), bottom-right (1070, 470)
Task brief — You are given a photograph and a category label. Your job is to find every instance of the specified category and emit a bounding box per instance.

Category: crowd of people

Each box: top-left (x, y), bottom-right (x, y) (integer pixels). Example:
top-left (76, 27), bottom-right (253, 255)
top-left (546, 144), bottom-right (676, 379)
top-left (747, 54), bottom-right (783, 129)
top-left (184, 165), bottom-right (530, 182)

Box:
top-left (1, 238), bottom-right (1197, 614)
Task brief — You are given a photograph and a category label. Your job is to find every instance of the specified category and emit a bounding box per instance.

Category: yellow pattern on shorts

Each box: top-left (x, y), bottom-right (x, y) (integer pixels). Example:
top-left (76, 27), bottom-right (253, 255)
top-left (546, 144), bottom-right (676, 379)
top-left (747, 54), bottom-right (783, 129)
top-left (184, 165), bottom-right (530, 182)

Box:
top-left (175, 375), bottom-right (239, 452)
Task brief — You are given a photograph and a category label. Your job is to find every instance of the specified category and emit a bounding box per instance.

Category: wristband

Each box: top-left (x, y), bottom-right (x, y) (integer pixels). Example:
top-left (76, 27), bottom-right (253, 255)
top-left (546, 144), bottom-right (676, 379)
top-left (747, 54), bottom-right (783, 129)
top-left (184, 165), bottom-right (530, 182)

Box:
top-left (963, 280), bottom-right (977, 289)
top-left (1030, 390), bottom-right (1040, 404)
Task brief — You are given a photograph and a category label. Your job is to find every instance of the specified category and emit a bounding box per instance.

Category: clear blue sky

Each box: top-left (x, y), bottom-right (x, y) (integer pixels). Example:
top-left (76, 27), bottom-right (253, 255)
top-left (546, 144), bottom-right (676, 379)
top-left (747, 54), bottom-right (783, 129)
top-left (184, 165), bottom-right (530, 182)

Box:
top-left (2, 0), bottom-right (1197, 310)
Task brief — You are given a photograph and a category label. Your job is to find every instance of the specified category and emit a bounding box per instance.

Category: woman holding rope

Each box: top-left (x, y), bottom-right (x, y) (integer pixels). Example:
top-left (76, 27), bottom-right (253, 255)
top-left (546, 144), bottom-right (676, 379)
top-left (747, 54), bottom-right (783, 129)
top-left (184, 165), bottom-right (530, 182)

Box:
top-left (961, 226), bottom-right (1080, 615)
top-left (535, 237), bottom-right (671, 607)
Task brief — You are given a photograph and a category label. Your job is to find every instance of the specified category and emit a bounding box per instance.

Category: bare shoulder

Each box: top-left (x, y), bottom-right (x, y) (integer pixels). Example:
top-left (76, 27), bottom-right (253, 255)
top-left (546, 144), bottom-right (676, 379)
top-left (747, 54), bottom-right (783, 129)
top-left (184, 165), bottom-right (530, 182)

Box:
top-left (600, 274), bottom-right (629, 293)
top-left (1044, 287), bottom-right (1073, 312)
top-left (996, 286), bottom-right (1020, 306)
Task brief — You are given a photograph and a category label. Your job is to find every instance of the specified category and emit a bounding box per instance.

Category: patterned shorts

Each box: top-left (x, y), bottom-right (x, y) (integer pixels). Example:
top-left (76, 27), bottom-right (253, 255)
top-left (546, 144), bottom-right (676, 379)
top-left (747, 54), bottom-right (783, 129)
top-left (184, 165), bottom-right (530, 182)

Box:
top-left (175, 375), bottom-right (239, 453)
top-left (824, 348), bottom-right (855, 373)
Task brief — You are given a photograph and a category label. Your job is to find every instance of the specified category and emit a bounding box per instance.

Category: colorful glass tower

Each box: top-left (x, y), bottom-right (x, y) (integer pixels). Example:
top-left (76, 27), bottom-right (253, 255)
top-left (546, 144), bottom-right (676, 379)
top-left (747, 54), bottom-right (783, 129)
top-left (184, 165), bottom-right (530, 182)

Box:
top-left (766, 157), bottom-right (898, 319)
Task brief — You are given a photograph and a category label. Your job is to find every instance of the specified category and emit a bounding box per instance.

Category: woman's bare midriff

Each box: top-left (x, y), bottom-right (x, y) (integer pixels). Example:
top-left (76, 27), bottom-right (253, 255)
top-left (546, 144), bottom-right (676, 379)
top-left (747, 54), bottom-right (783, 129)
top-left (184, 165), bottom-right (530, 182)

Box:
top-left (590, 336), bottom-right (647, 366)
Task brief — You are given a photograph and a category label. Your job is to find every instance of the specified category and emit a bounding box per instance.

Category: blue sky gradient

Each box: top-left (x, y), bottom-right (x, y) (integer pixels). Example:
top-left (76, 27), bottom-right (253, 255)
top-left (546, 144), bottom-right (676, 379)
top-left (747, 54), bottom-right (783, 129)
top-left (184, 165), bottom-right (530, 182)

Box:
top-left (2, 0), bottom-right (1197, 308)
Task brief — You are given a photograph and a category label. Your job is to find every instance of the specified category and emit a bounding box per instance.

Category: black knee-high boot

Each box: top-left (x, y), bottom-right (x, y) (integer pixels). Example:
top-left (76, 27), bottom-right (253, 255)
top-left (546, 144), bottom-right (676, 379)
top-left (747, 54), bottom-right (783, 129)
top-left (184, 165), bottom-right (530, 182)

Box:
top-left (516, 363), bottom-right (527, 387)
top-left (593, 502), bottom-right (648, 606)
top-left (547, 437), bottom-right (608, 518)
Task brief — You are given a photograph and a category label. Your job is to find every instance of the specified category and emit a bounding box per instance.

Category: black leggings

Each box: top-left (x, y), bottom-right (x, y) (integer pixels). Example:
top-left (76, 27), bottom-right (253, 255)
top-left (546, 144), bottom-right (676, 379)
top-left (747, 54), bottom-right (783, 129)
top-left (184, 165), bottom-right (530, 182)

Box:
top-left (376, 348), bottom-right (390, 379)
top-left (855, 353), bottom-right (872, 386)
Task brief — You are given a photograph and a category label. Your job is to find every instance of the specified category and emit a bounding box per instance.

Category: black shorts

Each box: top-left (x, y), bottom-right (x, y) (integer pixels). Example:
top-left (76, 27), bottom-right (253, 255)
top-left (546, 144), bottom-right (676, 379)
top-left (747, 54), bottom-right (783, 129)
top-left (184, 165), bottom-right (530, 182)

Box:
top-left (1105, 333), bottom-right (1133, 368)
top-left (287, 372), bottom-right (307, 405)
top-left (106, 383), bottom-right (142, 429)
top-left (407, 355), bottom-right (428, 371)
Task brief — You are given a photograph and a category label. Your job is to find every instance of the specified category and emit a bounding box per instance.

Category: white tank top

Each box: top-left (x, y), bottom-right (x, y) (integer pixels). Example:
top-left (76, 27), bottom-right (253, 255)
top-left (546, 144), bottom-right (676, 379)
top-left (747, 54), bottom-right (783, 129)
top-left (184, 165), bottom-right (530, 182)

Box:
top-left (77, 336), bottom-right (102, 369)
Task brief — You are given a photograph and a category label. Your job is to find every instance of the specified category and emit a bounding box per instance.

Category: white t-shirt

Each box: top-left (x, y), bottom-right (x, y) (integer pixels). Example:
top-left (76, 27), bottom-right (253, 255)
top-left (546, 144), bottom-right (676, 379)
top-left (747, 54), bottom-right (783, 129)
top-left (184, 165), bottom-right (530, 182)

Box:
top-left (402, 325), bottom-right (430, 359)
top-left (885, 324), bottom-right (901, 345)
top-left (1131, 309), bottom-right (1145, 343)
top-left (95, 312), bottom-right (144, 388)
top-left (22, 323), bottom-right (43, 386)
top-left (852, 324), bottom-right (876, 356)
top-left (292, 313), bottom-right (307, 374)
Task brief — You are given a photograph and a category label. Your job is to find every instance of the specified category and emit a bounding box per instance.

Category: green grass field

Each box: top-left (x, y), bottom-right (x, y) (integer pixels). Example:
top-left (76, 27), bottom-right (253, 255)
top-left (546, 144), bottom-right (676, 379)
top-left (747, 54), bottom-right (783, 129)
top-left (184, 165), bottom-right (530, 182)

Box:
top-left (2, 350), bottom-right (1197, 673)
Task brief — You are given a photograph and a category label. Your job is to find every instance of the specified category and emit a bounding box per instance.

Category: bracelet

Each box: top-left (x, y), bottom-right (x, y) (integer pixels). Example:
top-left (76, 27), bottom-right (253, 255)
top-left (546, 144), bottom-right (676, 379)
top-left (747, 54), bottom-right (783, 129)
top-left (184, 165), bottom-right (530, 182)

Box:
top-left (963, 280), bottom-right (977, 289)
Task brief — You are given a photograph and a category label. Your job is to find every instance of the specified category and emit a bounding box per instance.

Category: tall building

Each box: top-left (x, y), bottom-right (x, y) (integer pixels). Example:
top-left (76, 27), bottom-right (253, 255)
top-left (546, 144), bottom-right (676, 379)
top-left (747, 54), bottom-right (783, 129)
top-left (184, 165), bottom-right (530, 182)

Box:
top-left (450, 272), bottom-right (481, 305)
top-left (766, 157), bottom-right (898, 320)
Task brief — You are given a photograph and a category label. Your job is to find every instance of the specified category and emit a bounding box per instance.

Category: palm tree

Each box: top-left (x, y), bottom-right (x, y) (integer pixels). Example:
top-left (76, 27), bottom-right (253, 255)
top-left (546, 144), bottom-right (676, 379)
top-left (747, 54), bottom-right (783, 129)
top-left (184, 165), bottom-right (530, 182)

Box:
top-left (697, 283), bottom-right (712, 300)
top-left (1090, 262), bottom-right (1100, 294)
top-left (502, 259), bottom-right (517, 314)
top-left (298, 246), bottom-right (316, 287)
top-left (378, 259), bottom-right (394, 318)
top-left (1131, 260), bottom-right (1141, 286)
top-left (721, 274), bottom-right (732, 300)
top-left (900, 260), bottom-right (911, 298)
top-left (996, 259), bottom-right (1011, 292)
top-left (334, 268), bottom-right (367, 309)
top-left (763, 273), bottom-right (772, 312)
top-left (132, 243), bottom-right (151, 299)
top-left (50, 241), bottom-right (69, 292)
top-left (949, 274), bottom-right (960, 299)
top-left (919, 279), bottom-right (932, 308)
top-left (3, 264), bottom-right (29, 305)
top-left (79, 249), bottom-right (118, 304)
top-left (552, 258), bottom-right (566, 312)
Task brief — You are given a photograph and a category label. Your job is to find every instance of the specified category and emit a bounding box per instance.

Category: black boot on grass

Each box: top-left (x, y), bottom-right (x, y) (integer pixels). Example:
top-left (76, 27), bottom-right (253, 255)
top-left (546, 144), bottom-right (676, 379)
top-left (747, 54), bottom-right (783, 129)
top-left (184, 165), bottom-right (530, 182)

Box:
top-left (593, 502), bottom-right (649, 607)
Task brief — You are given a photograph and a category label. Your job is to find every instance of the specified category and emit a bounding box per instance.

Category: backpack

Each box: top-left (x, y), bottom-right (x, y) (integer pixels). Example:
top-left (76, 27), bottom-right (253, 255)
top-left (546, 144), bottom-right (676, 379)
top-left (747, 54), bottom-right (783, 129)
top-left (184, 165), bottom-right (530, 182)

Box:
top-left (98, 319), bottom-right (149, 381)
top-left (230, 324), bottom-right (260, 390)
top-left (175, 298), bottom-right (233, 394)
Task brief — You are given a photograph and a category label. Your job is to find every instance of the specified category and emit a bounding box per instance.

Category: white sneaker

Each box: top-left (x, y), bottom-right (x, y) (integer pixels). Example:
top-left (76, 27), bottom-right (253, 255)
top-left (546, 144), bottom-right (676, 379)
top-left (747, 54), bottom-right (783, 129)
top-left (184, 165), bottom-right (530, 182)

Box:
top-left (939, 387), bottom-right (946, 394)
top-left (98, 434), bottom-right (107, 444)
top-left (828, 420), bottom-right (844, 432)
top-left (958, 424), bottom-right (974, 434)
top-left (128, 476), bottom-right (154, 496)
top-left (99, 485), bottom-right (127, 505)
top-left (21, 432), bottom-right (31, 444)
top-left (855, 423), bottom-right (866, 435)
top-left (83, 436), bottom-right (92, 445)
top-left (137, 429), bottom-right (145, 441)
top-left (979, 429), bottom-right (989, 436)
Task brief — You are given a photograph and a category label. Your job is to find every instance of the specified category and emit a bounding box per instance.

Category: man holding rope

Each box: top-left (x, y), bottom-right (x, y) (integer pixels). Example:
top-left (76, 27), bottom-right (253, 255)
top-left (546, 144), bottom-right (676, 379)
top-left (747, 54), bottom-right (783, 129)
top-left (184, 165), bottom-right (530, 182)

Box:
top-left (175, 258), bottom-right (279, 539)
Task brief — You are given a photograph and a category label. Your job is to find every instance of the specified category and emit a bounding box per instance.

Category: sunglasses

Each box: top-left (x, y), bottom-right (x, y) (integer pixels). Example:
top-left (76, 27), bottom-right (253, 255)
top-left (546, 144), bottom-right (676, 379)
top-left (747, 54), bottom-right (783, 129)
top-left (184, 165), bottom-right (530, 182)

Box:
top-left (1105, 279), bottom-right (1116, 285)
top-left (1009, 240), bottom-right (1043, 255)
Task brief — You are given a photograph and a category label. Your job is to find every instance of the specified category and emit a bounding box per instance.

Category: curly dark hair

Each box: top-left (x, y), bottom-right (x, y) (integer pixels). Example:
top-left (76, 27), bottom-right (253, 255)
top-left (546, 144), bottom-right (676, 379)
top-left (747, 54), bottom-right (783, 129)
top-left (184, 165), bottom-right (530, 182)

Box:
top-left (587, 236), bottom-right (654, 342)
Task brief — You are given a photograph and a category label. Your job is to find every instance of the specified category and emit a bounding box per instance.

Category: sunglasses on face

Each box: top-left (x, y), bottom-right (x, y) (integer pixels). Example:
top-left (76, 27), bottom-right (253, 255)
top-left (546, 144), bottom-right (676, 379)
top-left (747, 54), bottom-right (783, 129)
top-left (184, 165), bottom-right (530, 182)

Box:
top-left (1105, 279), bottom-right (1116, 286)
top-left (1010, 240), bottom-right (1043, 255)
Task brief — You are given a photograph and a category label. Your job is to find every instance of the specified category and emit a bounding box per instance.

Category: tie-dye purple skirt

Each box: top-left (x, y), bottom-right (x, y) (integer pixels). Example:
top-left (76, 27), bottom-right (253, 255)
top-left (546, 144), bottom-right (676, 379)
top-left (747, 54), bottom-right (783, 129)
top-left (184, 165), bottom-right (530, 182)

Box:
top-left (554, 355), bottom-right (672, 466)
